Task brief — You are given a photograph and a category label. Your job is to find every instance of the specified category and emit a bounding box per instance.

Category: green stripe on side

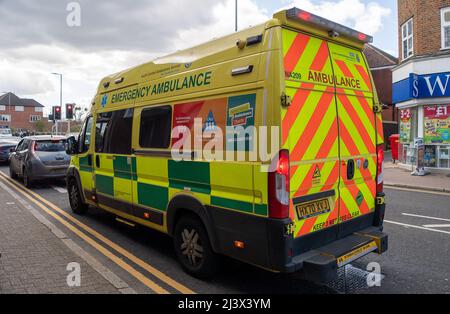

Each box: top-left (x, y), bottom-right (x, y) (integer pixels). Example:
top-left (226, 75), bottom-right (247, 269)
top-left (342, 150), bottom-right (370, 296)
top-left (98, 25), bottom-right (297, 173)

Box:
top-left (79, 156), bottom-right (92, 173)
top-left (137, 182), bottom-right (168, 211)
top-left (168, 160), bottom-right (210, 185)
top-left (96, 174), bottom-right (114, 196)
top-left (113, 156), bottom-right (131, 172)
top-left (254, 204), bottom-right (268, 216)
top-left (131, 157), bottom-right (137, 180)
top-left (211, 196), bottom-right (253, 214)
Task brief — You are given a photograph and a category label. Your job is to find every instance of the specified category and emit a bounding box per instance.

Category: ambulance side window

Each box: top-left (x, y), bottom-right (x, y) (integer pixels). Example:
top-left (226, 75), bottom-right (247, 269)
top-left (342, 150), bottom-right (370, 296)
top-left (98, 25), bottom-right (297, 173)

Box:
top-left (139, 106), bottom-right (172, 149)
top-left (79, 116), bottom-right (93, 153)
top-left (103, 108), bottom-right (134, 154)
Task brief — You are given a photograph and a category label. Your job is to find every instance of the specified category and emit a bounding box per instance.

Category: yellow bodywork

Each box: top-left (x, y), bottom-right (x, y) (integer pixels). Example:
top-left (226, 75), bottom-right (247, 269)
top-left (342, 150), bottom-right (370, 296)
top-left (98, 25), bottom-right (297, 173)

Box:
top-left (70, 8), bottom-right (383, 239)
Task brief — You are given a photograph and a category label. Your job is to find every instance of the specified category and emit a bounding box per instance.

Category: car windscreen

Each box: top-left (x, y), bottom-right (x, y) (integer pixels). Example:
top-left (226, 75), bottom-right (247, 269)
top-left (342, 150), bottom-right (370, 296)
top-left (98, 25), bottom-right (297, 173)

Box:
top-left (34, 140), bottom-right (66, 152)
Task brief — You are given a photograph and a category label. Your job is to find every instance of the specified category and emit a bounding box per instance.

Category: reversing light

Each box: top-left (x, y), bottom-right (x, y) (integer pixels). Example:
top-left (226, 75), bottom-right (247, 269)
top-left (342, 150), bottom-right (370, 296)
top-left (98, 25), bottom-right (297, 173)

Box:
top-left (268, 150), bottom-right (290, 219)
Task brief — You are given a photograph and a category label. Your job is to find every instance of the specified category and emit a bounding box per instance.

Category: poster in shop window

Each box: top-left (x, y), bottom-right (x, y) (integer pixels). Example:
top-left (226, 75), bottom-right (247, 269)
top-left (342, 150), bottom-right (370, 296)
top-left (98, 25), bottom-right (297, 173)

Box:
top-left (423, 105), bottom-right (450, 145)
top-left (400, 109), bottom-right (412, 144)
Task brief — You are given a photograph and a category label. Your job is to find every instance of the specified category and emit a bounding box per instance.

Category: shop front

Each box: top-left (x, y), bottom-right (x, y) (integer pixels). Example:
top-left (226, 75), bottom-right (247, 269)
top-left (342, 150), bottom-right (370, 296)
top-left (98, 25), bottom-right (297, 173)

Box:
top-left (393, 56), bottom-right (450, 171)
top-left (399, 105), bottom-right (450, 169)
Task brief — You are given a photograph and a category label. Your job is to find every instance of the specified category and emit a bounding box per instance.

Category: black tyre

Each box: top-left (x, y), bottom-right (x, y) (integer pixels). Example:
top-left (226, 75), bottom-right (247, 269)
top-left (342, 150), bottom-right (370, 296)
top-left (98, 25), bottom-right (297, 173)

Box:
top-left (9, 164), bottom-right (17, 179)
top-left (22, 167), bottom-right (33, 188)
top-left (68, 178), bottom-right (89, 215)
top-left (173, 214), bottom-right (220, 279)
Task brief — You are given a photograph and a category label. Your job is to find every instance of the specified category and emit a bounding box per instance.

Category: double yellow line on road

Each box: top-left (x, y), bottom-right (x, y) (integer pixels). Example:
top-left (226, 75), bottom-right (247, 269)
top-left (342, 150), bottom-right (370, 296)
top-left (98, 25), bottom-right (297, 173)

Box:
top-left (0, 171), bottom-right (195, 294)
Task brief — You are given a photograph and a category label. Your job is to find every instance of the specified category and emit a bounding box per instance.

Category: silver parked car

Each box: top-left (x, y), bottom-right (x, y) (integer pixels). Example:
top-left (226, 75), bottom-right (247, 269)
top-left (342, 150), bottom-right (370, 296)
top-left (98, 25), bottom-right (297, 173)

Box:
top-left (9, 136), bottom-right (71, 187)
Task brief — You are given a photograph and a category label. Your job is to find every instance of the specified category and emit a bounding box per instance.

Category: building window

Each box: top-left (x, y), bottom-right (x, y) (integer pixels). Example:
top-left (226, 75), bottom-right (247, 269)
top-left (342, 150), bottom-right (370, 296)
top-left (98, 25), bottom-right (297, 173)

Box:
top-left (401, 18), bottom-right (414, 60)
top-left (35, 107), bottom-right (43, 112)
top-left (0, 115), bottom-right (11, 122)
top-left (15, 106), bottom-right (24, 112)
top-left (30, 115), bottom-right (42, 122)
top-left (0, 105), bottom-right (5, 111)
top-left (442, 7), bottom-right (450, 49)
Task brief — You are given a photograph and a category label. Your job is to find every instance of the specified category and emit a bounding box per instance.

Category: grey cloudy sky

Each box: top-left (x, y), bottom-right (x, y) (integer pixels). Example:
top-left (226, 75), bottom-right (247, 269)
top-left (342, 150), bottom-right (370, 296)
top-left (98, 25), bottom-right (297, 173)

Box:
top-left (0, 0), bottom-right (395, 115)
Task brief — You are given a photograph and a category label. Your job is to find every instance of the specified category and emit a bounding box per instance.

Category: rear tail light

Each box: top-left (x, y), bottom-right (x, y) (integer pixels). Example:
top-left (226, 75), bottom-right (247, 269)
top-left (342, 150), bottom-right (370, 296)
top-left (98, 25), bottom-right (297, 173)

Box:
top-left (376, 144), bottom-right (384, 193)
top-left (268, 150), bottom-right (290, 219)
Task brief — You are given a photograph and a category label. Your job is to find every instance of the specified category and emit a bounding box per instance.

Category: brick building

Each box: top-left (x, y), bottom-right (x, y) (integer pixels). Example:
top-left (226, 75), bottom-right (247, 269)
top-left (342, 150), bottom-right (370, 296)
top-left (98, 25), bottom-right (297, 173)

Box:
top-left (363, 44), bottom-right (398, 148)
top-left (393, 0), bottom-right (450, 170)
top-left (0, 92), bottom-right (45, 131)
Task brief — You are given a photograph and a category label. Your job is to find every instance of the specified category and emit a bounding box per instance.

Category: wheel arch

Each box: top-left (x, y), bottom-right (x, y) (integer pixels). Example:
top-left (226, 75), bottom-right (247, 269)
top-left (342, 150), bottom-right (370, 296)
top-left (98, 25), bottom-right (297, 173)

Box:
top-left (166, 194), bottom-right (220, 253)
top-left (66, 166), bottom-right (86, 204)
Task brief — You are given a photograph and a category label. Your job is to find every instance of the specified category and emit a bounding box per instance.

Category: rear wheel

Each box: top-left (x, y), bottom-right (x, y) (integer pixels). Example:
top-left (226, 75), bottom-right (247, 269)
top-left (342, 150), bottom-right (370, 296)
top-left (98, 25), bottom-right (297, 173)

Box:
top-left (22, 167), bottom-right (33, 188)
top-left (68, 178), bottom-right (88, 215)
top-left (173, 215), bottom-right (219, 279)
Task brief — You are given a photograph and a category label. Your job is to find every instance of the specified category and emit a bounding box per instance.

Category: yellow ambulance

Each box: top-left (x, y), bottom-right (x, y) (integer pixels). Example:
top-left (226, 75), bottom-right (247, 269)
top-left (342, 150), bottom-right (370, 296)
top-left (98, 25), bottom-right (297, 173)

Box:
top-left (66, 7), bottom-right (388, 281)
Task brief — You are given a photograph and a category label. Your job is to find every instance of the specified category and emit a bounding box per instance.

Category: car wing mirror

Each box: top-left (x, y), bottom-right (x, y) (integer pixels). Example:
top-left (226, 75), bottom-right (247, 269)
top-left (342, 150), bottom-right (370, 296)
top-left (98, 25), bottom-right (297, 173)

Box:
top-left (65, 136), bottom-right (78, 155)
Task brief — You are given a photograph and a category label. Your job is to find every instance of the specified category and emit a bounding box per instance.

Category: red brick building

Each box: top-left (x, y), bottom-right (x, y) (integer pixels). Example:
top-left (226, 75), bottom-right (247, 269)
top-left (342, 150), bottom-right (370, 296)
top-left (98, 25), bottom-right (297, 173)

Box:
top-left (0, 92), bottom-right (45, 130)
top-left (363, 44), bottom-right (399, 148)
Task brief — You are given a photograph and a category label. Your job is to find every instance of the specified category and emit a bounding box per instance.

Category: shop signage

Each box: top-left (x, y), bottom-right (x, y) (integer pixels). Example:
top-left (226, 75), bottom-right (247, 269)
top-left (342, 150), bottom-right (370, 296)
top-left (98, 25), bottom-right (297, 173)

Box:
top-left (400, 109), bottom-right (412, 144)
top-left (423, 105), bottom-right (450, 144)
top-left (393, 72), bottom-right (450, 103)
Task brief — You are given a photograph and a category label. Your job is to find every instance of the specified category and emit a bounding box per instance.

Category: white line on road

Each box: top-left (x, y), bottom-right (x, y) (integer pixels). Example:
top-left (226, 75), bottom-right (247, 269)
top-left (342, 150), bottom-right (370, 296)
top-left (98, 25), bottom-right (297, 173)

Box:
top-left (385, 186), bottom-right (450, 196)
top-left (402, 213), bottom-right (450, 222)
top-left (51, 186), bottom-right (67, 193)
top-left (384, 220), bottom-right (450, 235)
top-left (422, 224), bottom-right (450, 228)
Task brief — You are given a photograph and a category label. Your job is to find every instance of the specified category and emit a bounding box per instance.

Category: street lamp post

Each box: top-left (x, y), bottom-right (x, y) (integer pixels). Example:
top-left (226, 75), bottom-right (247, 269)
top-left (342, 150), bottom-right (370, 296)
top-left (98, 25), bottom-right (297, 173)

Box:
top-left (51, 73), bottom-right (63, 135)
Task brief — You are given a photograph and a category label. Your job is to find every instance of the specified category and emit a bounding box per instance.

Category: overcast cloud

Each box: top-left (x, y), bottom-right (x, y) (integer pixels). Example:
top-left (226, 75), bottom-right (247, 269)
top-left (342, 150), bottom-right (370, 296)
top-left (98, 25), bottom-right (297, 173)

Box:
top-left (0, 0), bottom-right (393, 115)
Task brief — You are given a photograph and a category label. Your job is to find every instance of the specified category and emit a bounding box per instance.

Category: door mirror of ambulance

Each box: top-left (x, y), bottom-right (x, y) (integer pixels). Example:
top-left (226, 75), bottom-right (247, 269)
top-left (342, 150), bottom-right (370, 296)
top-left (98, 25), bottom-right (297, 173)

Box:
top-left (65, 136), bottom-right (78, 155)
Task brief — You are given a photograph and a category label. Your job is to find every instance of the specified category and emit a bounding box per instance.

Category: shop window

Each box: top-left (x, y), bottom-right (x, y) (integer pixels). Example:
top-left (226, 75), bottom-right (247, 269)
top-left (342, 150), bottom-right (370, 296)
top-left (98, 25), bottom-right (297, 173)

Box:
top-left (442, 7), bottom-right (450, 49)
top-left (401, 18), bottom-right (414, 60)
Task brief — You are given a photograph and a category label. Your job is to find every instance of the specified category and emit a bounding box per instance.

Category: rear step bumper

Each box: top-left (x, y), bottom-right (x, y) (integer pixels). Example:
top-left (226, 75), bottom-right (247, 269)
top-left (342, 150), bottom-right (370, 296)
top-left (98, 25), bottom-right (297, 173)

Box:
top-left (286, 227), bottom-right (388, 283)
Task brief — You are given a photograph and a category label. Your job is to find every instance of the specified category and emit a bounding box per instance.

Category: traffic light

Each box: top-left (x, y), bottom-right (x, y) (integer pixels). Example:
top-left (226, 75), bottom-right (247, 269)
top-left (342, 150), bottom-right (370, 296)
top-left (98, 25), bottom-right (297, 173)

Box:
top-left (52, 106), bottom-right (61, 120)
top-left (66, 103), bottom-right (74, 120)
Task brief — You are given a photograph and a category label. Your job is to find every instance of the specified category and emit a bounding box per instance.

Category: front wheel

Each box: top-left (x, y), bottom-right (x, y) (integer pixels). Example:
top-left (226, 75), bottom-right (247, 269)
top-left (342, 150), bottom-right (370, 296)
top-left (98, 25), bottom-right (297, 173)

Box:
top-left (173, 215), bottom-right (220, 279)
top-left (68, 178), bottom-right (89, 215)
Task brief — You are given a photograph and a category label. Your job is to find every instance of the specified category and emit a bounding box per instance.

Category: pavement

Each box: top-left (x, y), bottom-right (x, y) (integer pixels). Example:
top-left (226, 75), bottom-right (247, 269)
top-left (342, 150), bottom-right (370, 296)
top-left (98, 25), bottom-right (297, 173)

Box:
top-left (0, 163), bottom-right (449, 294)
top-left (384, 150), bottom-right (450, 193)
top-left (0, 177), bottom-right (130, 294)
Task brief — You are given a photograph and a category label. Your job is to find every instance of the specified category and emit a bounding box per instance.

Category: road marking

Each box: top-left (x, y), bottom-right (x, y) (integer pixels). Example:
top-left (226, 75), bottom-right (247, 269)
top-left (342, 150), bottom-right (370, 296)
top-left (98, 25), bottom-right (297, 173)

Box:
top-left (52, 186), bottom-right (67, 193)
top-left (384, 220), bottom-right (450, 235)
top-left (402, 213), bottom-right (450, 222)
top-left (0, 171), bottom-right (195, 294)
top-left (0, 175), bottom-right (169, 294)
top-left (0, 179), bottom-right (137, 294)
top-left (385, 186), bottom-right (450, 196)
top-left (422, 224), bottom-right (450, 228)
